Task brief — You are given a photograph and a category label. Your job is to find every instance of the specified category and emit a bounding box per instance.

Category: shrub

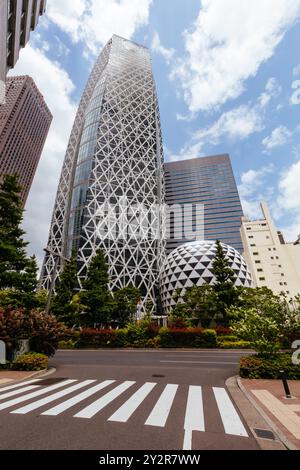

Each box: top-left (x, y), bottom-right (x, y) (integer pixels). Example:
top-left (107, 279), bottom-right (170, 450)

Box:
top-left (77, 328), bottom-right (125, 348)
top-left (158, 328), bottom-right (217, 348)
top-left (219, 340), bottom-right (252, 349)
top-left (58, 339), bottom-right (78, 349)
top-left (239, 353), bottom-right (300, 379)
top-left (214, 326), bottom-right (232, 336)
top-left (12, 353), bottom-right (48, 371)
top-left (217, 335), bottom-right (239, 343)
top-left (0, 307), bottom-right (66, 357)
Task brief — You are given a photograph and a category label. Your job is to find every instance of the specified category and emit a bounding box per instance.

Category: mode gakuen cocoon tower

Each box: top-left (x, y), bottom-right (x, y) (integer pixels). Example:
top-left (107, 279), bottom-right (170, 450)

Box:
top-left (40, 35), bottom-right (166, 313)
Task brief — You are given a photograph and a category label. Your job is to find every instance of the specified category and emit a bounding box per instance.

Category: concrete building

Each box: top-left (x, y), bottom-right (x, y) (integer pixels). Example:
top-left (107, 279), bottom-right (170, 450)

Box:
top-left (241, 202), bottom-right (300, 298)
top-left (40, 36), bottom-right (165, 313)
top-left (0, 0), bottom-right (47, 84)
top-left (164, 154), bottom-right (244, 254)
top-left (0, 75), bottom-right (52, 205)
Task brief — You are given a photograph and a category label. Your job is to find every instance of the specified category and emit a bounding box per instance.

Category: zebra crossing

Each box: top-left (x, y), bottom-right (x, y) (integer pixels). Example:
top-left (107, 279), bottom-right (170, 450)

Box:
top-left (0, 377), bottom-right (249, 449)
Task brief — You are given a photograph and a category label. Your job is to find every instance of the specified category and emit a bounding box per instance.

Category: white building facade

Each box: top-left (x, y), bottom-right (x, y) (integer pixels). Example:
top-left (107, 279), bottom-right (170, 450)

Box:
top-left (40, 36), bottom-right (165, 313)
top-left (241, 202), bottom-right (300, 298)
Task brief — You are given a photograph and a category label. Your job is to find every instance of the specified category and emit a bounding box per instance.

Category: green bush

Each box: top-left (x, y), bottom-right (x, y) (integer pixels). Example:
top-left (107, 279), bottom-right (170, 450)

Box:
top-left (158, 328), bottom-right (217, 348)
top-left (12, 353), bottom-right (48, 371)
top-left (77, 329), bottom-right (126, 348)
top-left (218, 335), bottom-right (239, 343)
top-left (220, 340), bottom-right (252, 349)
top-left (239, 353), bottom-right (300, 379)
top-left (58, 339), bottom-right (78, 349)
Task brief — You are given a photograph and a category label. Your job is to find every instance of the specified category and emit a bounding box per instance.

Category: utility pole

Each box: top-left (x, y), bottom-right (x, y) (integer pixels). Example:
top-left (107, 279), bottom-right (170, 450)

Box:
top-left (44, 248), bottom-right (70, 315)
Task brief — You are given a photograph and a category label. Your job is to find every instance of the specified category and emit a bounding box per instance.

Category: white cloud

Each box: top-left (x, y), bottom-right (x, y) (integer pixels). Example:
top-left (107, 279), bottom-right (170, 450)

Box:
top-left (170, 77), bottom-right (282, 161)
top-left (262, 125), bottom-right (292, 150)
top-left (293, 63), bottom-right (300, 76)
top-left (47, 0), bottom-right (153, 56)
top-left (151, 31), bottom-right (175, 64)
top-left (9, 46), bottom-right (77, 265)
top-left (277, 159), bottom-right (300, 241)
top-left (170, 0), bottom-right (300, 113)
top-left (238, 165), bottom-right (274, 218)
top-left (290, 79), bottom-right (300, 104)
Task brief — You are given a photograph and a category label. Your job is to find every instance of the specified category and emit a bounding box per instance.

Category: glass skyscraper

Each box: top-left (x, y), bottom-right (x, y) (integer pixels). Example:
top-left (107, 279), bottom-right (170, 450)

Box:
top-left (164, 154), bottom-right (244, 254)
top-left (41, 36), bottom-right (165, 311)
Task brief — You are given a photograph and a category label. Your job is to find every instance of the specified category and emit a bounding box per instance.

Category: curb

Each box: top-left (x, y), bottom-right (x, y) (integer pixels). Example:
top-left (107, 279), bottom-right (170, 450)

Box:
top-left (57, 348), bottom-right (254, 353)
top-left (0, 367), bottom-right (56, 389)
top-left (226, 376), bottom-right (289, 451)
top-left (236, 376), bottom-right (298, 451)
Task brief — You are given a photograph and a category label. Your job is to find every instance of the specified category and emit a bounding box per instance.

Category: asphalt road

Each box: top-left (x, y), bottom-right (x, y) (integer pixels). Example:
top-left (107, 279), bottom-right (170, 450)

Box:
top-left (0, 349), bottom-right (259, 451)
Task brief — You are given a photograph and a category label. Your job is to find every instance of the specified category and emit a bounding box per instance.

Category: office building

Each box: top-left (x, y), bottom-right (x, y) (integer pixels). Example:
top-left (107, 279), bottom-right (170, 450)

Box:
top-left (0, 75), bottom-right (52, 205)
top-left (241, 202), bottom-right (300, 298)
top-left (40, 36), bottom-right (165, 313)
top-left (164, 154), bottom-right (244, 254)
top-left (0, 0), bottom-right (47, 85)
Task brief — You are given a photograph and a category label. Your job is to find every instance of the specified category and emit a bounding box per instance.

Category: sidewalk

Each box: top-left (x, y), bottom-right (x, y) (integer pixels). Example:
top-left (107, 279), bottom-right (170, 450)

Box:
top-left (240, 378), bottom-right (300, 450)
top-left (0, 369), bottom-right (50, 387)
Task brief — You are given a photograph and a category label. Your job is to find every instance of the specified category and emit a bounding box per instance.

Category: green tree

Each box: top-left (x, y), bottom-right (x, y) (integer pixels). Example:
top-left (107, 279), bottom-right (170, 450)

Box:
top-left (229, 288), bottom-right (300, 351)
top-left (80, 249), bottom-right (114, 327)
top-left (0, 176), bottom-right (39, 308)
top-left (111, 286), bottom-right (141, 327)
top-left (211, 240), bottom-right (238, 323)
top-left (0, 175), bottom-right (30, 289)
top-left (51, 251), bottom-right (79, 326)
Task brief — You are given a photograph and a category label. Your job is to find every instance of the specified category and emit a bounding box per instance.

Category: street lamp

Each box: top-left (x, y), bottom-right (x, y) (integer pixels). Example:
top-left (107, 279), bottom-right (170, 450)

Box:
top-left (44, 248), bottom-right (70, 315)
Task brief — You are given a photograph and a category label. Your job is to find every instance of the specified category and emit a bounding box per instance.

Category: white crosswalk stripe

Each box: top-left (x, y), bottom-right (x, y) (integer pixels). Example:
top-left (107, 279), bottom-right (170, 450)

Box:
top-left (145, 384), bottom-right (178, 428)
top-left (41, 380), bottom-right (116, 416)
top-left (74, 381), bottom-right (136, 419)
top-left (183, 386), bottom-right (205, 451)
top-left (213, 387), bottom-right (248, 437)
top-left (0, 377), bottom-right (250, 444)
top-left (0, 379), bottom-right (42, 393)
top-left (108, 382), bottom-right (157, 423)
top-left (11, 380), bottom-right (96, 415)
top-left (0, 379), bottom-right (76, 411)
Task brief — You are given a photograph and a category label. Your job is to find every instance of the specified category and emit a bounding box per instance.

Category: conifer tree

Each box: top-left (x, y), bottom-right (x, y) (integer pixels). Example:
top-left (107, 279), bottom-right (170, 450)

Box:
top-left (212, 240), bottom-right (238, 322)
top-left (0, 175), bottom-right (30, 290)
top-left (80, 249), bottom-right (114, 327)
top-left (51, 250), bottom-right (78, 325)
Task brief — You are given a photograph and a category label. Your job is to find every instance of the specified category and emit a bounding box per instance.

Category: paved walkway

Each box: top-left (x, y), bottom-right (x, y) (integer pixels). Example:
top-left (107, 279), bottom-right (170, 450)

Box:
top-left (0, 371), bottom-right (46, 386)
top-left (241, 379), bottom-right (300, 449)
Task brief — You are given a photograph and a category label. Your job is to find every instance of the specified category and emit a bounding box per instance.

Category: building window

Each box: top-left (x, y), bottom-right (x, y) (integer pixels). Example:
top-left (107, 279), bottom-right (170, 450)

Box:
top-left (250, 244), bottom-right (256, 247)
top-left (259, 277), bottom-right (266, 281)
top-left (281, 273), bottom-right (285, 277)
top-left (249, 236), bottom-right (254, 239)
top-left (246, 227), bottom-right (252, 230)
top-left (255, 260), bottom-right (261, 264)
top-left (270, 256), bottom-right (274, 260)
top-left (268, 248), bottom-right (271, 251)
top-left (257, 269), bottom-right (263, 272)
top-left (253, 252), bottom-right (259, 255)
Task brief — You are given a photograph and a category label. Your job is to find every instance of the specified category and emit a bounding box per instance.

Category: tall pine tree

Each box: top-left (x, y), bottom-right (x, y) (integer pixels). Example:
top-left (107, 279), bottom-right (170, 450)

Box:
top-left (80, 249), bottom-right (114, 327)
top-left (0, 175), bottom-right (38, 298)
top-left (51, 250), bottom-right (78, 325)
top-left (212, 240), bottom-right (238, 323)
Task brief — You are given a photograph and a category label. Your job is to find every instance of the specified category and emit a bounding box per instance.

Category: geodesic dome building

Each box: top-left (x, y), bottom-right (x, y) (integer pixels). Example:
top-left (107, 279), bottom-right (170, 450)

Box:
top-left (160, 240), bottom-right (252, 313)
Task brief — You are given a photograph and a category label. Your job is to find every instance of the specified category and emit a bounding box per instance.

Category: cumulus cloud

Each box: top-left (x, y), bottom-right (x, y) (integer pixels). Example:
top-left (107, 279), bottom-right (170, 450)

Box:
top-left (151, 31), bottom-right (175, 64)
top-left (262, 125), bottom-right (292, 150)
top-left (171, 77), bottom-right (277, 160)
top-left (9, 46), bottom-right (77, 265)
top-left (238, 165), bottom-right (275, 218)
top-left (47, 0), bottom-right (153, 55)
top-left (277, 159), bottom-right (300, 241)
top-left (170, 0), bottom-right (300, 113)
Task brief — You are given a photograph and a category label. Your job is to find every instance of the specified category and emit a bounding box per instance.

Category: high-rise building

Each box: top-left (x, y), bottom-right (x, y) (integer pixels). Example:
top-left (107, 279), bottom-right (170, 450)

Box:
top-left (241, 202), bottom-right (300, 298)
top-left (0, 0), bottom-right (47, 84)
top-left (164, 154), bottom-right (244, 254)
top-left (41, 36), bottom-right (165, 312)
top-left (0, 75), bottom-right (52, 205)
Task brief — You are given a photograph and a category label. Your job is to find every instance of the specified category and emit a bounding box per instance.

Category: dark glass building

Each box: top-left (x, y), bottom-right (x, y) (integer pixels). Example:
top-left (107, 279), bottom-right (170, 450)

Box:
top-left (164, 154), bottom-right (244, 254)
top-left (0, 75), bottom-right (52, 206)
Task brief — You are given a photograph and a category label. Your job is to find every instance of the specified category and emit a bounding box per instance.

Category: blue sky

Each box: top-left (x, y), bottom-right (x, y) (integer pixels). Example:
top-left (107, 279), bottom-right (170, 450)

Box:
top-left (11, 0), bottom-right (300, 264)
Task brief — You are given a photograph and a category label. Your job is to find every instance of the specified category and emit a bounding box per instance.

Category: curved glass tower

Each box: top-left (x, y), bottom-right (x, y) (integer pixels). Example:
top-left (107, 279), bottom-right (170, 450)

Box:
top-left (41, 36), bottom-right (165, 312)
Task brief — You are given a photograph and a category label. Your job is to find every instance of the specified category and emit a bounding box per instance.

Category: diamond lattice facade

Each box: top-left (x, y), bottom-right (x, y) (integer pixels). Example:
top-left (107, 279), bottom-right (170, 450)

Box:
top-left (40, 35), bottom-right (165, 312)
top-left (160, 240), bottom-right (252, 313)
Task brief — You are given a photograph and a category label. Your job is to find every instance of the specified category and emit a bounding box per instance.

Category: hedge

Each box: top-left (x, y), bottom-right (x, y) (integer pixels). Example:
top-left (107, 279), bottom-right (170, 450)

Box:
top-left (12, 353), bottom-right (48, 371)
top-left (76, 327), bottom-right (217, 349)
top-left (239, 353), bottom-right (300, 379)
top-left (219, 340), bottom-right (252, 349)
